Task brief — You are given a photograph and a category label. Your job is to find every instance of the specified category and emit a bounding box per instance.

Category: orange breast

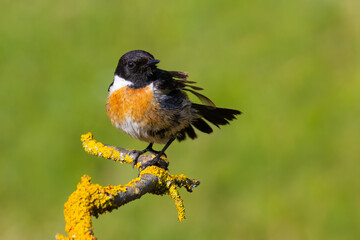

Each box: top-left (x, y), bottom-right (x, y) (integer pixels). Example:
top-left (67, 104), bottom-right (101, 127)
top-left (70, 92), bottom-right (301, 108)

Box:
top-left (106, 86), bottom-right (159, 126)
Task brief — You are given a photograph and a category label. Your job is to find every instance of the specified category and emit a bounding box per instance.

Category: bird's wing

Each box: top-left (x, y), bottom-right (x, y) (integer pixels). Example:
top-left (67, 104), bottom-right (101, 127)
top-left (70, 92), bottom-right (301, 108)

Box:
top-left (153, 69), bottom-right (216, 107)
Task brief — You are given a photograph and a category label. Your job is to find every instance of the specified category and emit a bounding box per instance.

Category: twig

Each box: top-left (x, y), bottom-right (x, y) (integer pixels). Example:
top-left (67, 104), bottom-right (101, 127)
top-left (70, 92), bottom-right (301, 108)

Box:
top-left (56, 132), bottom-right (200, 240)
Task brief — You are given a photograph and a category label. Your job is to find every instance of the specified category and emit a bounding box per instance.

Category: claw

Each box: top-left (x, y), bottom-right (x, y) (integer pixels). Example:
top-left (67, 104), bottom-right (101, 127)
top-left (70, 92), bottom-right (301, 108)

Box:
top-left (129, 149), bottom-right (146, 168)
top-left (139, 154), bottom-right (169, 171)
top-left (129, 139), bottom-right (174, 171)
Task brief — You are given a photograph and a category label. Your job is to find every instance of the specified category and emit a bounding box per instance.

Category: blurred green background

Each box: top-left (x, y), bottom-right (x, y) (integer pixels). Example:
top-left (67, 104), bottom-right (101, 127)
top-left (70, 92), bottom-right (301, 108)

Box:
top-left (1, 0), bottom-right (359, 239)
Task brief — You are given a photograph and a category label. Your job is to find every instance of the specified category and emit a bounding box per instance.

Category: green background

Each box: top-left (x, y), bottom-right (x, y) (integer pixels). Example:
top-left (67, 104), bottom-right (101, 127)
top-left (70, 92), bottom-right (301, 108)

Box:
top-left (1, 0), bottom-right (359, 239)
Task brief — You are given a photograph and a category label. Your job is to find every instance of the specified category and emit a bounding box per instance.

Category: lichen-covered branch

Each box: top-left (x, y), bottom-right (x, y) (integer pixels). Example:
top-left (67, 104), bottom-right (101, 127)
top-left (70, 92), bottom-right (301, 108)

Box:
top-left (56, 132), bottom-right (200, 240)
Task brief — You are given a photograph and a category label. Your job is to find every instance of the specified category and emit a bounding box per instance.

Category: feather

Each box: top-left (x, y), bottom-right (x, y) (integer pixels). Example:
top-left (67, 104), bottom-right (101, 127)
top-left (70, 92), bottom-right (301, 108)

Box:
top-left (192, 103), bottom-right (241, 127)
top-left (176, 79), bottom-right (197, 84)
top-left (183, 88), bottom-right (216, 107)
top-left (192, 118), bottom-right (213, 133)
top-left (169, 71), bottom-right (188, 80)
top-left (185, 125), bottom-right (197, 139)
top-left (184, 84), bottom-right (203, 91)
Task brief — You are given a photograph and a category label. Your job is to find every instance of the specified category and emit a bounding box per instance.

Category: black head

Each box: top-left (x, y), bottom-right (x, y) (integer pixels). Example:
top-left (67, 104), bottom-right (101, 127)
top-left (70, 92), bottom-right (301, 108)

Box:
top-left (114, 50), bottom-right (160, 87)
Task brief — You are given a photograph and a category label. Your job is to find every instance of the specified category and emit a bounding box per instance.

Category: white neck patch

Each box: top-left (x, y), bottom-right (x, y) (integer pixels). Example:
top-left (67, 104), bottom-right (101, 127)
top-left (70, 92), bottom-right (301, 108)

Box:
top-left (109, 75), bottom-right (132, 95)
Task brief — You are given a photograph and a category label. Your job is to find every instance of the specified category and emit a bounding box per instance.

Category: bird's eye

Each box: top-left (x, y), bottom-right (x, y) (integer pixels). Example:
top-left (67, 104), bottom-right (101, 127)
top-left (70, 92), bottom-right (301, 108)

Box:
top-left (128, 61), bottom-right (135, 69)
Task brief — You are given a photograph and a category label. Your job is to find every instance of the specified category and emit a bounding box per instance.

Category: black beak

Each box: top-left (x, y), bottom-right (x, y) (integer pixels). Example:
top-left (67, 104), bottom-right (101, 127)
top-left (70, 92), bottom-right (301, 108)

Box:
top-left (147, 59), bottom-right (160, 66)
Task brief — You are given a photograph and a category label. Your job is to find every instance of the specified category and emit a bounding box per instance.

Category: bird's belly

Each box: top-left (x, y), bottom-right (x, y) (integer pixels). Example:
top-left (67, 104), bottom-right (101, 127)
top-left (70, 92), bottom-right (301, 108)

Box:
top-left (106, 86), bottom-right (189, 144)
top-left (115, 116), bottom-right (158, 143)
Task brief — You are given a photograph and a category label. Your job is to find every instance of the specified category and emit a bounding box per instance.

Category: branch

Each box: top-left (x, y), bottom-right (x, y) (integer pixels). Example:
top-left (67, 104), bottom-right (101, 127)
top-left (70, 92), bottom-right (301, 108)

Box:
top-left (56, 132), bottom-right (200, 240)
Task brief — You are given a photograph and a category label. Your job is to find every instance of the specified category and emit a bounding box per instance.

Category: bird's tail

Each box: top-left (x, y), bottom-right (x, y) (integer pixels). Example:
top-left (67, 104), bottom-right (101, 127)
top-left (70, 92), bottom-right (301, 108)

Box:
top-left (177, 103), bottom-right (241, 141)
top-left (193, 103), bottom-right (241, 127)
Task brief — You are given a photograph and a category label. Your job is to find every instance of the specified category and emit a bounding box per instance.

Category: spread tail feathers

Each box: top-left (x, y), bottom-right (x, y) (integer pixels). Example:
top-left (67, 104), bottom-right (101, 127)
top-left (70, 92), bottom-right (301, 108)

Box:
top-left (192, 103), bottom-right (241, 128)
top-left (177, 103), bottom-right (241, 141)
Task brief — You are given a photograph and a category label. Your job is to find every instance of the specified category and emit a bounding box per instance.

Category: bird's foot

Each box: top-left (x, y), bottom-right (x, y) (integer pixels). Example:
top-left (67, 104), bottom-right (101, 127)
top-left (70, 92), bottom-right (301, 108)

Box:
top-left (145, 146), bottom-right (167, 158)
top-left (148, 150), bottom-right (167, 158)
top-left (129, 149), bottom-right (147, 168)
top-left (139, 154), bottom-right (169, 171)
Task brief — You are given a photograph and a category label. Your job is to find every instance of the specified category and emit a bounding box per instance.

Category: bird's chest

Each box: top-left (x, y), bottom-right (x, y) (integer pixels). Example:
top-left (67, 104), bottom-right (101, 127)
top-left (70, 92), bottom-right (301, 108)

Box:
top-left (106, 86), bottom-right (161, 134)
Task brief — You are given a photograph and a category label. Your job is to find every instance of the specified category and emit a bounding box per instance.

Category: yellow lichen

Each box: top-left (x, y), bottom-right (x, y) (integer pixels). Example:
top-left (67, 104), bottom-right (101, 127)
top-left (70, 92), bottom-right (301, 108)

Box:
top-left (57, 133), bottom-right (199, 239)
top-left (140, 166), bottom-right (186, 221)
top-left (81, 132), bottom-right (132, 164)
top-left (56, 175), bottom-right (130, 240)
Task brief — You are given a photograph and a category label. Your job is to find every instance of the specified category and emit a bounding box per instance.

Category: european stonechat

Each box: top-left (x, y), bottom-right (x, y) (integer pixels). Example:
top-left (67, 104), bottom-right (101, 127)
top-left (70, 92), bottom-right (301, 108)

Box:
top-left (106, 50), bottom-right (241, 169)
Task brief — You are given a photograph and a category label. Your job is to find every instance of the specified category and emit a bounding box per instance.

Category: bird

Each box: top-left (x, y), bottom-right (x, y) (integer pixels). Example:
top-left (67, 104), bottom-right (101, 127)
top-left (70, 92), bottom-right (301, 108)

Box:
top-left (106, 50), bottom-right (241, 170)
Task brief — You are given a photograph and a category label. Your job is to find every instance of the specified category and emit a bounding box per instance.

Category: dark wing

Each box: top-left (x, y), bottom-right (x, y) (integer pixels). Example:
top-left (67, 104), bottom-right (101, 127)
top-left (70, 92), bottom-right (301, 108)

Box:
top-left (153, 69), bottom-right (216, 107)
top-left (152, 69), bottom-right (185, 93)
top-left (168, 71), bottom-right (188, 80)
top-left (170, 72), bottom-right (216, 107)
top-left (172, 71), bottom-right (242, 139)
top-left (152, 69), bottom-right (241, 141)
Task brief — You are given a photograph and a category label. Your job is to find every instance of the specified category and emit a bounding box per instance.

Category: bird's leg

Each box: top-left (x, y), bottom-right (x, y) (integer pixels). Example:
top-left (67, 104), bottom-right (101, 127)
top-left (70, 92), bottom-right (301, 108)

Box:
top-left (140, 138), bottom-right (175, 171)
top-left (145, 143), bottom-right (164, 156)
top-left (129, 143), bottom-right (154, 167)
